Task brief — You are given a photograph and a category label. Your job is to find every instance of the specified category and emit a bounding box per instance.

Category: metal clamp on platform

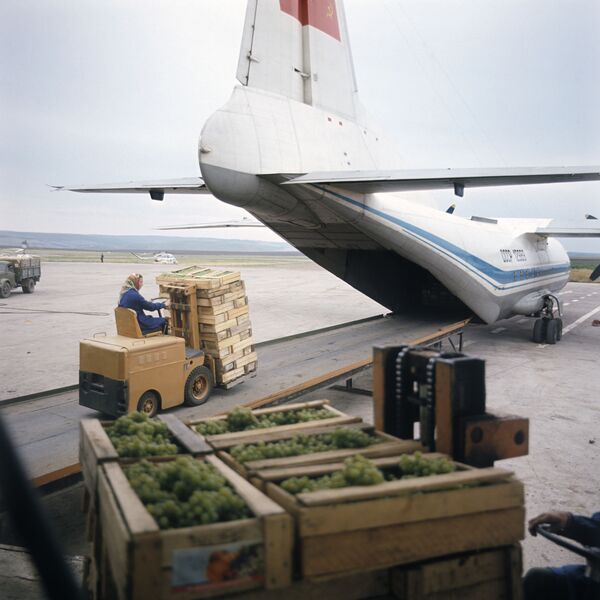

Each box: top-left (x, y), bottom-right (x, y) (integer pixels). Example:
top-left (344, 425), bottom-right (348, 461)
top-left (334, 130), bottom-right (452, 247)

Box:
top-left (373, 345), bottom-right (529, 467)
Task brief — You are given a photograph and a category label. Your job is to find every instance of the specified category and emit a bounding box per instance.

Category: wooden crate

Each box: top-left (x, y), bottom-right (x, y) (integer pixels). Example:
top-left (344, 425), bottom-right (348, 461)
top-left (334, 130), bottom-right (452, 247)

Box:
top-left (97, 455), bottom-right (293, 600)
top-left (253, 454), bottom-right (525, 580)
top-left (390, 545), bottom-right (523, 600)
top-left (192, 544), bottom-right (522, 600)
top-left (157, 267), bottom-right (241, 290)
top-left (212, 422), bottom-right (424, 483)
top-left (80, 415), bottom-right (212, 499)
top-left (157, 268), bottom-right (256, 388)
top-left (188, 400), bottom-right (362, 448)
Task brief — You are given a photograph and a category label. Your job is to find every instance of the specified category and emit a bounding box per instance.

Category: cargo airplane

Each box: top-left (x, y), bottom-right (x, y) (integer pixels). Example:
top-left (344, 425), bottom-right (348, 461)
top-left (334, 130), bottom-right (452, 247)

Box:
top-left (61, 0), bottom-right (600, 344)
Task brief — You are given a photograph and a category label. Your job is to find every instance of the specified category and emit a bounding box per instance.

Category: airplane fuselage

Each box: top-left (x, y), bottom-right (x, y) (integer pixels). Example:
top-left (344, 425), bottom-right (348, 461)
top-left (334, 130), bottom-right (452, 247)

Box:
top-left (199, 86), bottom-right (569, 324)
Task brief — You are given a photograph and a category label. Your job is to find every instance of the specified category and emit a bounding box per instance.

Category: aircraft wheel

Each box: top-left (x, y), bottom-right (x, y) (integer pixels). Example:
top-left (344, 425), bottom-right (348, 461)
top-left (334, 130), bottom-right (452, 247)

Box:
top-left (0, 281), bottom-right (11, 298)
top-left (184, 366), bottom-right (213, 406)
top-left (555, 318), bottom-right (563, 341)
top-left (545, 319), bottom-right (559, 345)
top-left (137, 391), bottom-right (160, 417)
top-left (22, 278), bottom-right (35, 293)
top-left (532, 318), bottom-right (546, 343)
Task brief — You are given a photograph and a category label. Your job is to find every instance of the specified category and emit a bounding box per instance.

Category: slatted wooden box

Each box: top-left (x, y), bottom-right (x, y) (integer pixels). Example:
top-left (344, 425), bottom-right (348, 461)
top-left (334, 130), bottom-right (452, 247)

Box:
top-left (211, 422), bottom-right (424, 484)
top-left (183, 544), bottom-right (522, 600)
top-left (97, 455), bottom-right (293, 600)
top-left (80, 414), bottom-right (212, 501)
top-left (390, 544), bottom-right (523, 600)
top-left (253, 454), bottom-right (524, 580)
top-left (188, 400), bottom-right (362, 449)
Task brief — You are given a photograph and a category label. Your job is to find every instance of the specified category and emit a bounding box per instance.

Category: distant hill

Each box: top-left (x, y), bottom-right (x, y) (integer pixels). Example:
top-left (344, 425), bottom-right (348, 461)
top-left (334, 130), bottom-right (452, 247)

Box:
top-left (0, 230), bottom-right (296, 254)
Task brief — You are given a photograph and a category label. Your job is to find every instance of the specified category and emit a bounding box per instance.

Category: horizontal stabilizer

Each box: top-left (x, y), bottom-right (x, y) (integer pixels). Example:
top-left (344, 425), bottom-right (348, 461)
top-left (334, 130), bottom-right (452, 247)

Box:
top-left (158, 218), bottom-right (265, 231)
top-left (54, 177), bottom-right (210, 200)
top-left (282, 166), bottom-right (600, 195)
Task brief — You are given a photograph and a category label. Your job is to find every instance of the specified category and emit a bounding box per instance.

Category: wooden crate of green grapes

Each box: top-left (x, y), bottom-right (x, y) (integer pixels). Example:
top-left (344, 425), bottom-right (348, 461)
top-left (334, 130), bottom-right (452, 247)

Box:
top-left (188, 400), bottom-right (361, 448)
top-left (210, 422), bottom-right (424, 484)
top-left (253, 453), bottom-right (524, 580)
top-left (80, 412), bottom-right (212, 501)
top-left (96, 454), bottom-right (292, 600)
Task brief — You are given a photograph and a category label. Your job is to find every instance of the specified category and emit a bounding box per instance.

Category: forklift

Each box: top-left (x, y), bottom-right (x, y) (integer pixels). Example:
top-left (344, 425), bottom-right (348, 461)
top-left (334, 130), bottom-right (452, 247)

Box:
top-left (79, 307), bottom-right (216, 417)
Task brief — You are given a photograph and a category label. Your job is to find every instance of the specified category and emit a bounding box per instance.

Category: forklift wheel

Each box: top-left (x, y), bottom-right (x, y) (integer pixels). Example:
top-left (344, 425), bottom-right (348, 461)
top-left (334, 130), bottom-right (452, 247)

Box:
top-left (184, 366), bottom-right (213, 406)
top-left (137, 391), bottom-right (160, 418)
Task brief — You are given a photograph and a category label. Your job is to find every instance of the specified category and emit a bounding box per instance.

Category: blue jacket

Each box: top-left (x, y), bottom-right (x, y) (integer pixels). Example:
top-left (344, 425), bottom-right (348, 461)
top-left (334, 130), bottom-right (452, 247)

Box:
top-left (118, 288), bottom-right (165, 333)
top-left (550, 512), bottom-right (600, 599)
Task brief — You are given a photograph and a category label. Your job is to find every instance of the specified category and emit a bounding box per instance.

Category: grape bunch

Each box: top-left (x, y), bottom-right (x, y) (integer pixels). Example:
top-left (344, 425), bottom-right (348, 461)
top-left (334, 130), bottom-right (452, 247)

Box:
top-left (125, 457), bottom-right (250, 529)
top-left (281, 455), bottom-right (384, 494)
top-left (279, 453), bottom-right (457, 494)
top-left (392, 452), bottom-right (456, 479)
top-left (195, 405), bottom-right (335, 436)
top-left (230, 428), bottom-right (376, 463)
top-left (107, 412), bottom-right (179, 458)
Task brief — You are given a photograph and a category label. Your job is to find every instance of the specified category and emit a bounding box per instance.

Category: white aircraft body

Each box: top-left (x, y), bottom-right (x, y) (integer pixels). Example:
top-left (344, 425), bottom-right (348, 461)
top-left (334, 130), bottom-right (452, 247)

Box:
top-left (64, 0), bottom-right (600, 343)
top-left (131, 251), bottom-right (178, 265)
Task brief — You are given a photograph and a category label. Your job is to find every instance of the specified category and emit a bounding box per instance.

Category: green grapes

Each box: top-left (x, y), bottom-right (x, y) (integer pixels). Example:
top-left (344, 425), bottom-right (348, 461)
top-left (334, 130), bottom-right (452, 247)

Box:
top-left (280, 453), bottom-right (456, 495)
top-left (125, 457), bottom-right (250, 529)
top-left (281, 455), bottom-right (383, 494)
top-left (107, 413), bottom-right (179, 458)
top-left (195, 405), bottom-right (335, 436)
top-left (395, 452), bottom-right (456, 478)
top-left (230, 428), bottom-right (377, 463)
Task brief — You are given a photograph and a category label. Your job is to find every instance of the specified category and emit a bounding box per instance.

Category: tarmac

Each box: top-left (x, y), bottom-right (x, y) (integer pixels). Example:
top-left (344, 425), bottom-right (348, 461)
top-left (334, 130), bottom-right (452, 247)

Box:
top-left (0, 260), bottom-right (388, 400)
top-left (0, 260), bottom-right (599, 596)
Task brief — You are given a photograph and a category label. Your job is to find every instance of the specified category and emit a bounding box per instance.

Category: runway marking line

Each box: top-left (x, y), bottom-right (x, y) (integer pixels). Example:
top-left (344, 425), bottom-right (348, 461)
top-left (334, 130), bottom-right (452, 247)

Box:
top-left (562, 304), bottom-right (600, 336)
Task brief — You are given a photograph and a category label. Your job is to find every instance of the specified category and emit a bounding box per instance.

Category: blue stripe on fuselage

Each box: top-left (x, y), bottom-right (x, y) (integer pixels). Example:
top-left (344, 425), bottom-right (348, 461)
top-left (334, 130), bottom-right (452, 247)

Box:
top-left (314, 185), bottom-right (570, 290)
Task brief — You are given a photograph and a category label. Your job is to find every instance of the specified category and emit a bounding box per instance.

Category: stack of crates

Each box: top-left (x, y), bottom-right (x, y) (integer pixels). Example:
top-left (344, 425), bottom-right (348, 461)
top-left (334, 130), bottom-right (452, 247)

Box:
top-left (157, 267), bottom-right (257, 389)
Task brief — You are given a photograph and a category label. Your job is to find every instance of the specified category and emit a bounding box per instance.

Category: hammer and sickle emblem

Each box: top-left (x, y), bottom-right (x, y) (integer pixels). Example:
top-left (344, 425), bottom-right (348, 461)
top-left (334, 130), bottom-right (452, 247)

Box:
top-left (326, 3), bottom-right (334, 18)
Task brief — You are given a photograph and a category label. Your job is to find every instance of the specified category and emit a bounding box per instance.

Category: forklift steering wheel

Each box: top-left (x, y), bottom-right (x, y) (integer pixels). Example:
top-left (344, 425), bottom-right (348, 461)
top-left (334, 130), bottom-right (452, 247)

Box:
top-left (536, 524), bottom-right (600, 562)
top-left (151, 297), bottom-right (164, 318)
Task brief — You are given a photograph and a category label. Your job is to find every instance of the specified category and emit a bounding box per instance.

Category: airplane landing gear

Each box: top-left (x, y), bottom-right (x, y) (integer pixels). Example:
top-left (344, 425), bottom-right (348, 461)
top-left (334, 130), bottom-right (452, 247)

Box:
top-left (532, 294), bottom-right (563, 344)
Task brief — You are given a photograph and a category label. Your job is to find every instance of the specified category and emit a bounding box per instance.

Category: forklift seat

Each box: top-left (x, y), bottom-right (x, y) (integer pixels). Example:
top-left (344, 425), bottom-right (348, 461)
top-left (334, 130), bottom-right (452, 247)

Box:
top-left (114, 307), bottom-right (163, 339)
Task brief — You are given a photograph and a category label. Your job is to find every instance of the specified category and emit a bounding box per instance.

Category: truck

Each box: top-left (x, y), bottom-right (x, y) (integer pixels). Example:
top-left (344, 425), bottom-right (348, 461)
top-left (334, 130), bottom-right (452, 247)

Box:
top-left (0, 253), bottom-right (41, 298)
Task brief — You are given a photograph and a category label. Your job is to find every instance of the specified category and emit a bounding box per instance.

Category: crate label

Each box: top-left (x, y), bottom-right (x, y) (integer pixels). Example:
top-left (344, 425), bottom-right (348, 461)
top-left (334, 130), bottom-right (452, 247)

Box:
top-left (171, 541), bottom-right (264, 592)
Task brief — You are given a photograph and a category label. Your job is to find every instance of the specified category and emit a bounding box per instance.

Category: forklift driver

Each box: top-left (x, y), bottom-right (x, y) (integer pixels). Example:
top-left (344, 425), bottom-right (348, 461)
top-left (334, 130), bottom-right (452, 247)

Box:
top-left (118, 273), bottom-right (167, 334)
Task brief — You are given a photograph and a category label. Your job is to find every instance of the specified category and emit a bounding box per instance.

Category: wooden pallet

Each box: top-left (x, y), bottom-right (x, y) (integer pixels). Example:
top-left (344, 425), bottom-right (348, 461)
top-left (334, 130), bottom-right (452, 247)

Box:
top-left (188, 400), bottom-right (362, 448)
top-left (95, 455), bottom-right (293, 600)
top-left (253, 454), bottom-right (524, 580)
top-left (212, 422), bottom-right (424, 483)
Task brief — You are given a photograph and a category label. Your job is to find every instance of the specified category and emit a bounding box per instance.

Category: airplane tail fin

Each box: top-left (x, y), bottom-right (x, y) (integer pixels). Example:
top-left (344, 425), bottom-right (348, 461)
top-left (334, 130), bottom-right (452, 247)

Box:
top-left (237, 0), bottom-right (359, 119)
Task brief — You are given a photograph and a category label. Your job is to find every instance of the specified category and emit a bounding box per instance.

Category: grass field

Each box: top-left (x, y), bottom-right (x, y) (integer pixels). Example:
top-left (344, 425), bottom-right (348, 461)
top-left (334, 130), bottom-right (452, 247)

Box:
top-left (570, 268), bottom-right (598, 283)
top-left (10, 248), bottom-right (309, 267)
top-left (4, 248), bottom-right (597, 282)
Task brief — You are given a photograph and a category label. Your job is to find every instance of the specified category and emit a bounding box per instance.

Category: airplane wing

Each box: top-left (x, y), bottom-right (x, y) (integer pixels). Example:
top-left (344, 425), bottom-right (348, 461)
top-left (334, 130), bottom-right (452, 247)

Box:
top-left (53, 177), bottom-right (210, 200)
top-left (533, 222), bottom-right (600, 238)
top-left (282, 166), bottom-right (600, 196)
top-left (157, 219), bottom-right (265, 230)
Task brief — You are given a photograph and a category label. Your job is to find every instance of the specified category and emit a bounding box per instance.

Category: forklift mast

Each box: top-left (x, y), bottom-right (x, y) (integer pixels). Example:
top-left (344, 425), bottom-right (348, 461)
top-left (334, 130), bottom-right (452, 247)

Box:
top-left (373, 346), bottom-right (529, 467)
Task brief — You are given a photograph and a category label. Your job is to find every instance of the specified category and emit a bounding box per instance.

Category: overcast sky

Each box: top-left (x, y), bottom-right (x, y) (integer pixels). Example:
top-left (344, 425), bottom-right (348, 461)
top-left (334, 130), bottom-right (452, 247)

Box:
top-left (1, 0), bottom-right (599, 250)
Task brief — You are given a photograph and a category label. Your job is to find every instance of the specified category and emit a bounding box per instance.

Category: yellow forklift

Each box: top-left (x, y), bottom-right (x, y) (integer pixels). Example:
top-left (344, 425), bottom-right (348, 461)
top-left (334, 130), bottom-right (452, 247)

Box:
top-left (79, 307), bottom-right (216, 417)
